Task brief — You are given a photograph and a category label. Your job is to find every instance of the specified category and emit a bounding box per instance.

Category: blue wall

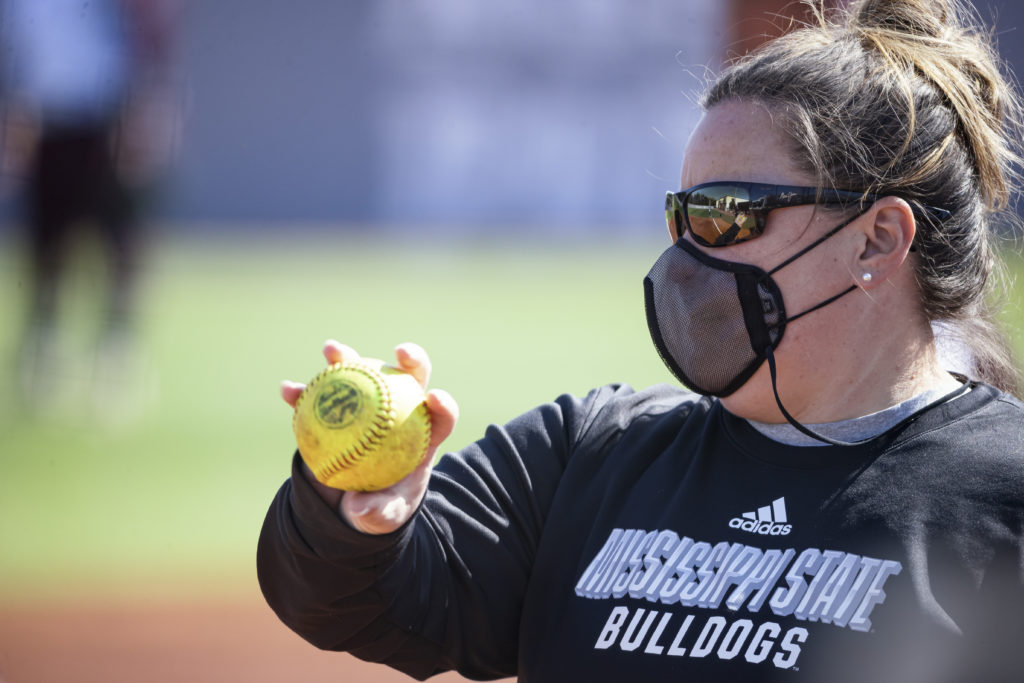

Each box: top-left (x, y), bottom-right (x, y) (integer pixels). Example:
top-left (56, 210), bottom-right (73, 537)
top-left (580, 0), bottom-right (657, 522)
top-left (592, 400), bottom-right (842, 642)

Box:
top-left (157, 0), bottom-right (724, 230)
top-left (5, 1), bottom-right (1024, 232)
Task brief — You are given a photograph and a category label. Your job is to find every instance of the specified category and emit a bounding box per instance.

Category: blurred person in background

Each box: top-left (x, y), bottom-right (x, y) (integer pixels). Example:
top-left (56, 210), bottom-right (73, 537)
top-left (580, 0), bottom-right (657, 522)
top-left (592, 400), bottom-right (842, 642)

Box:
top-left (1, 0), bottom-right (181, 418)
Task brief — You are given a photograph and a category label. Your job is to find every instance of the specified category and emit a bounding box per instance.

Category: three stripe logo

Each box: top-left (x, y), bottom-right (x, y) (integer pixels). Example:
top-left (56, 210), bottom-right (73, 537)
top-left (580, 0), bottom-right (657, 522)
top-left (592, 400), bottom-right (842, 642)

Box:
top-left (728, 496), bottom-right (793, 536)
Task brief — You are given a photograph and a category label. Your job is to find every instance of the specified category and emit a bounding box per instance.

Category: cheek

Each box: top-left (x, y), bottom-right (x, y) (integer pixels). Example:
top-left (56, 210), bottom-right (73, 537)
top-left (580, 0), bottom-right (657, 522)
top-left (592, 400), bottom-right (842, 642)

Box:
top-left (775, 248), bottom-right (855, 324)
top-left (763, 216), bottom-right (856, 315)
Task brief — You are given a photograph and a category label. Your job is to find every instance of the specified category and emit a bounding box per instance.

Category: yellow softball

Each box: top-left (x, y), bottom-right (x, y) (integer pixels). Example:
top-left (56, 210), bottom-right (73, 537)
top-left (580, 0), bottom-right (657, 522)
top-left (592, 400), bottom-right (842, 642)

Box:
top-left (292, 357), bottom-right (431, 491)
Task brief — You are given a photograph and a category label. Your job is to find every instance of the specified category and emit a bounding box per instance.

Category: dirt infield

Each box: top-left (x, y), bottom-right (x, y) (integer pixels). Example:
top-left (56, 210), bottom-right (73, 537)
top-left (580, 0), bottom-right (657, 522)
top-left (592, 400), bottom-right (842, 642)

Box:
top-left (0, 597), bottom-right (507, 683)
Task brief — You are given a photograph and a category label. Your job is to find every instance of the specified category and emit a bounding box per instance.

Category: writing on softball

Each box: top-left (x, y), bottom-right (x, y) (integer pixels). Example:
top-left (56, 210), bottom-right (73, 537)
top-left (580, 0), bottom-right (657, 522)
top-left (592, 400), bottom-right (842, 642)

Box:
top-left (575, 528), bottom-right (902, 669)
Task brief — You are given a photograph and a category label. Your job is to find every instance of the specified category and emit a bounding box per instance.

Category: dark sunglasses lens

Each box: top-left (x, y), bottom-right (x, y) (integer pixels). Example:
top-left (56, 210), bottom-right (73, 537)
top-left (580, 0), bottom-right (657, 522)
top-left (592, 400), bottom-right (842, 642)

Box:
top-left (686, 185), bottom-right (760, 247)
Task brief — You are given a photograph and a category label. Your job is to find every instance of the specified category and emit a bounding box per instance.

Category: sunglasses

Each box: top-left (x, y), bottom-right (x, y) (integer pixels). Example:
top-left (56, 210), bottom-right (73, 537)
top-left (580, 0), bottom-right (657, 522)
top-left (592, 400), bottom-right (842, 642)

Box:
top-left (665, 181), bottom-right (951, 248)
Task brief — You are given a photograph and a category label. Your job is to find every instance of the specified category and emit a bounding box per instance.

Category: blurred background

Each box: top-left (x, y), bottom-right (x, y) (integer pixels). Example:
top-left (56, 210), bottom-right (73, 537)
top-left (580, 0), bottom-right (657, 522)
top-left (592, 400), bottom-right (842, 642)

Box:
top-left (1, 1), bottom-right (1022, 681)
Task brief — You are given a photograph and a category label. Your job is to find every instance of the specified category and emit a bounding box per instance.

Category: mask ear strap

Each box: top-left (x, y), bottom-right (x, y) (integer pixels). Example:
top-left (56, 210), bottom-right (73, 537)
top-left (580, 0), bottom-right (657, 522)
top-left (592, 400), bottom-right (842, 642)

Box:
top-left (765, 347), bottom-right (973, 447)
top-left (787, 285), bottom-right (858, 323)
top-left (767, 209), bottom-right (867, 276)
top-left (767, 207), bottom-right (866, 323)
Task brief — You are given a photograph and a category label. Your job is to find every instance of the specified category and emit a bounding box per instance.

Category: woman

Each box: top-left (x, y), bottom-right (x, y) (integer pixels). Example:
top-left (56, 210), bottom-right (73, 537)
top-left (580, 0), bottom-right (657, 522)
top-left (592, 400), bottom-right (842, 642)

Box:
top-left (258, 0), bottom-right (1024, 680)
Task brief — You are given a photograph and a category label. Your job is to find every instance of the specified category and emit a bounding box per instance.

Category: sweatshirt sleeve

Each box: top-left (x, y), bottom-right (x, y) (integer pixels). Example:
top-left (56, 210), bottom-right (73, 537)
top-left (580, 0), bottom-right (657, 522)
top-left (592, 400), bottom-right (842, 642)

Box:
top-left (256, 386), bottom-right (621, 680)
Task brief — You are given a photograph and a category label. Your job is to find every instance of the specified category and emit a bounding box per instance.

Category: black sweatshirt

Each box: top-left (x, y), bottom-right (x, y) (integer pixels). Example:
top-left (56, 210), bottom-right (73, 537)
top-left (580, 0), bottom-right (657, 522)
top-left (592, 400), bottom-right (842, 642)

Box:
top-left (257, 381), bottom-right (1024, 682)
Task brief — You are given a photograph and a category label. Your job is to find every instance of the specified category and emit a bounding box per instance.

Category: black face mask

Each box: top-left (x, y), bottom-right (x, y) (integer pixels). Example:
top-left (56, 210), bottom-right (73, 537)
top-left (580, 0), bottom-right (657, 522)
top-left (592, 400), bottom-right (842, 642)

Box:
top-left (644, 212), bottom-right (865, 445)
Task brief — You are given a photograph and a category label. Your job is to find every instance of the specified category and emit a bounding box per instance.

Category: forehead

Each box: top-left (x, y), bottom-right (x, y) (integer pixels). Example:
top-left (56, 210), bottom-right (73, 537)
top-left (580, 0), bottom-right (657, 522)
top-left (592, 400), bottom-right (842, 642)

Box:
top-left (680, 99), bottom-right (810, 188)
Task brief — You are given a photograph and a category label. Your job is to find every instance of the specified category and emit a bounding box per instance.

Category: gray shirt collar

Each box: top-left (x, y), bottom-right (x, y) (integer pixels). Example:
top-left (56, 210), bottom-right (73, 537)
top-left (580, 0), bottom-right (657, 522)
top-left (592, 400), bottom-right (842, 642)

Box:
top-left (746, 388), bottom-right (955, 447)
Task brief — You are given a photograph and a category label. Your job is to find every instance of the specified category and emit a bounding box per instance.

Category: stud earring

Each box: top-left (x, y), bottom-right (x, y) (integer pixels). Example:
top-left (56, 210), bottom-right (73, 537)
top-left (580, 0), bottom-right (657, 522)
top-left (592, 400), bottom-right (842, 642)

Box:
top-left (861, 272), bottom-right (873, 283)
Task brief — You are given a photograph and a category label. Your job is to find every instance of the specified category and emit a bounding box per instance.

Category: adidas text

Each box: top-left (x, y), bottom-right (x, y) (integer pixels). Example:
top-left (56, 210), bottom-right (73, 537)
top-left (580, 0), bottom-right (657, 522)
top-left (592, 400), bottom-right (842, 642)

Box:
top-left (730, 497), bottom-right (792, 536)
top-left (728, 518), bottom-right (792, 536)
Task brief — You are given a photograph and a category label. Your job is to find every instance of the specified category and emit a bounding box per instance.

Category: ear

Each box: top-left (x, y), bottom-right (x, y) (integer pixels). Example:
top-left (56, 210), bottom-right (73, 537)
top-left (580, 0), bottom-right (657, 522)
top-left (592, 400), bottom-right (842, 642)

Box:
top-left (853, 197), bottom-right (916, 289)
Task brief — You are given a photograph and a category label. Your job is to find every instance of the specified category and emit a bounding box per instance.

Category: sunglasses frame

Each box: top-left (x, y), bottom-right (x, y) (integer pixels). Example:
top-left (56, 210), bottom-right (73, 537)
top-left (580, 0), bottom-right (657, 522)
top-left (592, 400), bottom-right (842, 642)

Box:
top-left (665, 181), bottom-right (951, 247)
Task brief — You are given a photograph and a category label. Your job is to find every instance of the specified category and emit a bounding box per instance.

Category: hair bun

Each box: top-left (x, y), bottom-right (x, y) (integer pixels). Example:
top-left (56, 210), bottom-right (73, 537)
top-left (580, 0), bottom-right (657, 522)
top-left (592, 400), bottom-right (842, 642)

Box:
top-left (844, 0), bottom-right (1018, 211)
top-left (849, 0), bottom-right (954, 38)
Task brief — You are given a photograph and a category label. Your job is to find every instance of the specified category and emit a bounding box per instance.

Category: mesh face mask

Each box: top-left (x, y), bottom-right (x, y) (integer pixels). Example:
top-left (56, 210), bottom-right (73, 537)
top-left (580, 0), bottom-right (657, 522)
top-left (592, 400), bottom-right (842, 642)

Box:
top-left (644, 211), bottom-right (869, 445)
top-left (644, 239), bottom-right (788, 397)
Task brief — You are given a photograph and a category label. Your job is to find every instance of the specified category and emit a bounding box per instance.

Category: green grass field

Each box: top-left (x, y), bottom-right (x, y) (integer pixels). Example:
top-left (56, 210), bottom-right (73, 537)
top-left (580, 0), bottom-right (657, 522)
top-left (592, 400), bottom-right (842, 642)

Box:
top-left (1, 231), bottom-right (1022, 602)
top-left (0, 231), bottom-right (678, 601)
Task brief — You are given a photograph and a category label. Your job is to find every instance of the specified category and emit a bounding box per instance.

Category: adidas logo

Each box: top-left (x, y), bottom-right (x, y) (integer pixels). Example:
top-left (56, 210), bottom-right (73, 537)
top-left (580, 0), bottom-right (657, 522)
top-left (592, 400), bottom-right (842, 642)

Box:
top-left (729, 497), bottom-right (792, 536)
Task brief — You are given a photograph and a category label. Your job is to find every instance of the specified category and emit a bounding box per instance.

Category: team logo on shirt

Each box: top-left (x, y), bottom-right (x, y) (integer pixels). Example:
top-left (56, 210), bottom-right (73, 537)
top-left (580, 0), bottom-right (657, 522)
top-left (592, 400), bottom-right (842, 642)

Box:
top-left (575, 527), bottom-right (903, 671)
top-left (729, 497), bottom-right (792, 536)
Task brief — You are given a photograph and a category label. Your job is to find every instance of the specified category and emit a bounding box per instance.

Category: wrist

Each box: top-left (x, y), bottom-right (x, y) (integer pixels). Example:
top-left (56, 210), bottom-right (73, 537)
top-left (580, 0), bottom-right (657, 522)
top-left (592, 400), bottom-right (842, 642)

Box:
top-left (299, 459), bottom-right (344, 511)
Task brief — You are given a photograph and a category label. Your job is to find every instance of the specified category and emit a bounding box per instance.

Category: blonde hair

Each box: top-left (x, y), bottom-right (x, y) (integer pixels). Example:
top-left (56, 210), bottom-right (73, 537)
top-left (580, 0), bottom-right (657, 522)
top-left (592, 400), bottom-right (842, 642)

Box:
top-left (705, 0), bottom-right (1023, 394)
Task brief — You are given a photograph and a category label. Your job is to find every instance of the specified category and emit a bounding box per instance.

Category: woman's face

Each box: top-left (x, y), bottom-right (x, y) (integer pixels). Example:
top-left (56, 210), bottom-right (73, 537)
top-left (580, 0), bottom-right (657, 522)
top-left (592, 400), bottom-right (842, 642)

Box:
top-left (678, 99), bottom-right (861, 335)
top-left (678, 99), bottom-right (869, 416)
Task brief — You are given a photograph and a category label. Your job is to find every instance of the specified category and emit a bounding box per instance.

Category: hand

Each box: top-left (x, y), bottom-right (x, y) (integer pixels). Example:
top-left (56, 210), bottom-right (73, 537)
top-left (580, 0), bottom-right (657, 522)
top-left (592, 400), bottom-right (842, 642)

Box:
top-left (280, 340), bottom-right (459, 535)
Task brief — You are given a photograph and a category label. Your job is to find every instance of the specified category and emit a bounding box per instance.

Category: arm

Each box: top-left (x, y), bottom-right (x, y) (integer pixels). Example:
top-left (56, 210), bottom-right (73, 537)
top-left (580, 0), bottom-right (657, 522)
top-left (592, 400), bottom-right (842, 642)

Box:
top-left (257, 342), bottom-right (595, 679)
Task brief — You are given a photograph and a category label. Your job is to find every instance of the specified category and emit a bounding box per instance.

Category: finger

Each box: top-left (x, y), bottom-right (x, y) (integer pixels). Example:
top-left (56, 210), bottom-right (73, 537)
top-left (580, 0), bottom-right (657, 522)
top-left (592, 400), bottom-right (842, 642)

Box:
top-left (394, 342), bottom-right (431, 389)
top-left (281, 380), bottom-right (305, 408)
top-left (323, 339), bottom-right (360, 366)
top-left (425, 388), bottom-right (459, 450)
